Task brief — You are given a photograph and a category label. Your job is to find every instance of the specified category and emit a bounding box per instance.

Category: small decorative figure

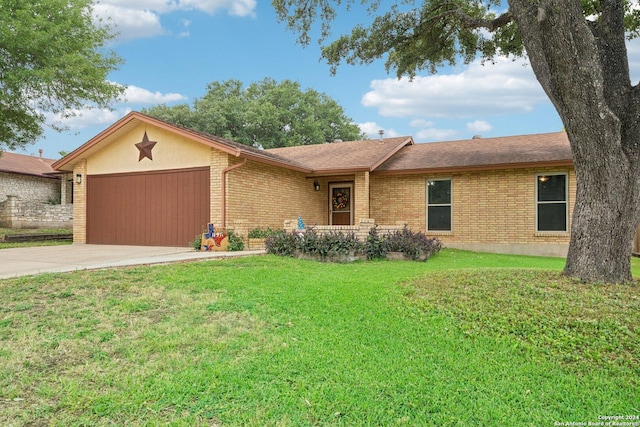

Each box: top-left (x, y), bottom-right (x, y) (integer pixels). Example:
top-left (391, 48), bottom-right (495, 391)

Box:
top-left (201, 223), bottom-right (229, 251)
top-left (204, 223), bottom-right (215, 239)
top-left (297, 216), bottom-right (305, 230)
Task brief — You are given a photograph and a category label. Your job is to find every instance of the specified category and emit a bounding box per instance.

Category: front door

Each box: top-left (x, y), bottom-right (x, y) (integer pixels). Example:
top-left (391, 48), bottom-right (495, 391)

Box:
top-left (329, 183), bottom-right (353, 225)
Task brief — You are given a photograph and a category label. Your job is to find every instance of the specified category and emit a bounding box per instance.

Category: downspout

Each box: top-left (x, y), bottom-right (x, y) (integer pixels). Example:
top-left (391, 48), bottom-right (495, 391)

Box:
top-left (221, 158), bottom-right (247, 228)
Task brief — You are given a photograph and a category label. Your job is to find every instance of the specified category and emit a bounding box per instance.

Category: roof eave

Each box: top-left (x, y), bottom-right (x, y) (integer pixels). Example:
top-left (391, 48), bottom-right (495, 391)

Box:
top-left (306, 167), bottom-right (372, 177)
top-left (0, 170), bottom-right (60, 180)
top-left (372, 159), bottom-right (574, 175)
top-left (239, 151), bottom-right (312, 173)
top-left (52, 112), bottom-right (243, 171)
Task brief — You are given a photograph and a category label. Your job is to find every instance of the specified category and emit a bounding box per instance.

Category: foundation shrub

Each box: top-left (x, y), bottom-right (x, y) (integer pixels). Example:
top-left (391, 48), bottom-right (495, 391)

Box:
top-left (365, 226), bottom-right (386, 260)
top-left (248, 227), bottom-right (280, 238)
top-left (227, 230), bottom-right (245, 251)
top-left (265, 231), bottom-right (299, 257)
top-left (265, 227), bottom-right (442, 262)
top-left (383, 227), bottom-right (443, 260)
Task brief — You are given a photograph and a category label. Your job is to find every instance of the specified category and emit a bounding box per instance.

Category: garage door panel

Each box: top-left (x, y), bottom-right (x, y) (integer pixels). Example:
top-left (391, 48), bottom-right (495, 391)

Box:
top-left (177, 170), bottom-right (206, 244)
top-left (87, 176), bottom-right (117, 245)
top-left (116, 175), bottom-right (132, 245)
top-left (87, 168), bottom-right (210, 246)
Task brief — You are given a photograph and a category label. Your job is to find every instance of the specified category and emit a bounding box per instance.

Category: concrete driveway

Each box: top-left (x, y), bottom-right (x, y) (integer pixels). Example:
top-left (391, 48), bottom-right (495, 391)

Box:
top-left (0, 244), bottom-right (265, 279)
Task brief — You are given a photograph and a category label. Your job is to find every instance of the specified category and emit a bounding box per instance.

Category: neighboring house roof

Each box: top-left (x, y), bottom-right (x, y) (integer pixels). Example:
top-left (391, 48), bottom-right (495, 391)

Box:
top-left (375, 132), bottom-right (572, 174)
top-left (0, 151), bottom-right (59, 179)
top-left (267, 136), bottom-right (414, 175)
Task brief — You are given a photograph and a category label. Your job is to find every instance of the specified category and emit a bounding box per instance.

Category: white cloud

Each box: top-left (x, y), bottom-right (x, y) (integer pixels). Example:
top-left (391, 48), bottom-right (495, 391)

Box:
top-left (93, 0), bottom-right (257, 42)
top-left (50, 107), bottom-right (132, 130)
top-left (122, 85), bottom-right (188, 104)
top-left (98, 0), bottom-right (256, 16)
top-left (178, 19), bottom-right (192, 38)
top-left (410, 119), bottom-right (434, 128)
top-left (466, 120), bottom-right (493, 133)
top-left (183, 0), bottom-right (257, 16)
top-left (46, 84), bottom-right (187, 129)
top-left (415, 128), bottom-right (458, 141)
top-left (362, 56), bottom-right (548, 119)
top-left (93, 5), bottom-right (165, 42)
top-left (98, 0), bottom-right (177, 14)
top-left (358, 122), bottom-right (401, 139)
top-left (409, 119), bottom-right (459, 141)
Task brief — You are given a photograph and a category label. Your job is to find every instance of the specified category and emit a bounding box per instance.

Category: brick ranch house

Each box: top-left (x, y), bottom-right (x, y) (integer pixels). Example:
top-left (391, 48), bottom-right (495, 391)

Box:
top-left (0, 151), bottom-right (73, 228)
top-left (52, 111), bottom-right (575, 256)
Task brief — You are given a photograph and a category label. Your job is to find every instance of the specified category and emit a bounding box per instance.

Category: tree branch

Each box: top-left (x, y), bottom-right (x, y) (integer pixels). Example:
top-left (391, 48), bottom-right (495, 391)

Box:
top-left (453, 9), bottom-right (513, 32)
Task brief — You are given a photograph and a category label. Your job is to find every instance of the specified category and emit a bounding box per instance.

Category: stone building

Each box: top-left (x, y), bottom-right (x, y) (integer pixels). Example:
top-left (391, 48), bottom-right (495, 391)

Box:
top-left (0, 151), bottom-right (73, 229)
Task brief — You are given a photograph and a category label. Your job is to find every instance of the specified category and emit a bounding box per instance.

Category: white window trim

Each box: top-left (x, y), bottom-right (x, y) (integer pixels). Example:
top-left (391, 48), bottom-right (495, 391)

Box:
top-left (535, 172), bottom-right (569, 233)
top-left (426, 178), bottom-right (453, 233)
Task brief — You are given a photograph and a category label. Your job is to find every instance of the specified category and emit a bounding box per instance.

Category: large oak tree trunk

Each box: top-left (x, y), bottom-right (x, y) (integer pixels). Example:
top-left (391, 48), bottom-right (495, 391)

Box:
top-left (509, 0), bottom-right (640, 282)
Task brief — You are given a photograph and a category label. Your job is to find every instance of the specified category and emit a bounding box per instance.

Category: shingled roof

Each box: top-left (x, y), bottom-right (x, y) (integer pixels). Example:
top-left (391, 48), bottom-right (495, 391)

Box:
top-left (267, 136), bottom-right (414, 174)
top-left (52, 111), bottom-right (572, 175)
top-left (0, 152), bottom-right (58, 179)
top-left (374, 132), bottom-right (572, 174)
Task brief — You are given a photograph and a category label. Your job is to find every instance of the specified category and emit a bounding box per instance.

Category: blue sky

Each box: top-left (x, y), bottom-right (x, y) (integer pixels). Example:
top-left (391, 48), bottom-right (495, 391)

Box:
top-left (22, 0), bottom-right (640, 158)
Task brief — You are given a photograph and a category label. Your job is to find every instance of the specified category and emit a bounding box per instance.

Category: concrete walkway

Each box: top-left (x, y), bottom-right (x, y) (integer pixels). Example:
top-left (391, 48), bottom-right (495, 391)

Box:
top-left (0, 244), bottom-right (265, 279)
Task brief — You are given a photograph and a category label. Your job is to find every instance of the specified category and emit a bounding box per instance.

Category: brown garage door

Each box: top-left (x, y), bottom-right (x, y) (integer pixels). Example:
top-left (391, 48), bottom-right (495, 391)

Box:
top-left (87, 167), bottom-right (210, 246)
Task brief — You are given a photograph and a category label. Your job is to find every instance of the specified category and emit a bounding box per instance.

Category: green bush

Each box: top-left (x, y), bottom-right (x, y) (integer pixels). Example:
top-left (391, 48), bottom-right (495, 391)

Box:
top-left (296, 229), bottom-right (363, 258)
top-left (265, 231), bottom-right (299, 257)
top-left (383, 227), bottom-right (442, 260)
top-left (248, 227), bottom-right (280, 239)
top-left (365, 226), bottom-right (386, 260)
top-left (227, 230), bottom-right (244, 251)
top-left (190, 234), bottom-right (202, 250)
top-left (265, 226), bottom-right (442, 262)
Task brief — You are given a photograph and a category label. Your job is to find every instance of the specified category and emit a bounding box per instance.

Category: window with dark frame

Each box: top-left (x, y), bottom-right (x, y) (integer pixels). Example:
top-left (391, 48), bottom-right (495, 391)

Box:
top-left (427, 179), bottom-right (452, 231)
top-left (536, 174), bottom-right (567, 232)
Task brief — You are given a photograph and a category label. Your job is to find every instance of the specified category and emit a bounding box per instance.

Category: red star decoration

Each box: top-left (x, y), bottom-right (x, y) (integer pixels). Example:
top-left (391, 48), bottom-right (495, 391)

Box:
top-left (135, 131), bottom-right (157, 161)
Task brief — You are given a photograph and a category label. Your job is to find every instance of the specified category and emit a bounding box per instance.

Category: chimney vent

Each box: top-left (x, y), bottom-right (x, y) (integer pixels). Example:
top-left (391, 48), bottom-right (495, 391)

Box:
top-left (38, 149), bottom-right (43, 158)
top-left (378, 129), bottom-right (384, 140)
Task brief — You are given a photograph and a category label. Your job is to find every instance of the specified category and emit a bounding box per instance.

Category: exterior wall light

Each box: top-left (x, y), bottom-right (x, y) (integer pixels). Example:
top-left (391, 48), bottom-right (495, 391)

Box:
top-left (314, 180), bottom-right (320, 191)
top-left (76, 174), bottom-right (82, 184)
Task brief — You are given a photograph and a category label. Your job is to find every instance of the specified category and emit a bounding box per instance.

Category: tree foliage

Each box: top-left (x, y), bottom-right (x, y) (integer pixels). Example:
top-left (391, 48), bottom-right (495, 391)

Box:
top-left (273, 0), bottom-right (640, 283)
top-left (0, 0), bottom-right (123, 151)
top-left (273, 0), bottom-right (639, 76)
top-left (143, 78), bottom-right (364, 149)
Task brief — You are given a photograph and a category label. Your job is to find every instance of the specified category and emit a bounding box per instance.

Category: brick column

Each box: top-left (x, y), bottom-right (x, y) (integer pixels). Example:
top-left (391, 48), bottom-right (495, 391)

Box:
top-left (73, 161), bottom-right (87, 243)
top-left (354, 171), bottom-right (370, 223)
top-left (283, 219), bottom-right (297, 232)
top-left (357, 218), bottom-right (375, 240)
top-left (210, 149), bottom-right (229, 227)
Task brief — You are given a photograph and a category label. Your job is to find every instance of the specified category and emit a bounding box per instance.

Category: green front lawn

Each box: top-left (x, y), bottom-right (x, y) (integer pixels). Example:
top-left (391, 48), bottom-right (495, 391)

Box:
top-left (1, 250), bottom-right (638, 425)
